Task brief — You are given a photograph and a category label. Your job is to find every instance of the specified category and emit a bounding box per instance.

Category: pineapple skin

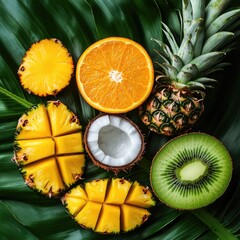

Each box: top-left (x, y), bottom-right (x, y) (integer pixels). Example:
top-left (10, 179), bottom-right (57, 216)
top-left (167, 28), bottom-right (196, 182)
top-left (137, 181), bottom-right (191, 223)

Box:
top-left (139, 85), bottom-right (205, 136)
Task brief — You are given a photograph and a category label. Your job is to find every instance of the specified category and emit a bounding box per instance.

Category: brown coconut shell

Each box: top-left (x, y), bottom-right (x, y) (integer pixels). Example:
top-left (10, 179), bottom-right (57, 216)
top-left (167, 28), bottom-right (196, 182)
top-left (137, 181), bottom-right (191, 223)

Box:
top-left (84, 114), bottom-right (145, 174)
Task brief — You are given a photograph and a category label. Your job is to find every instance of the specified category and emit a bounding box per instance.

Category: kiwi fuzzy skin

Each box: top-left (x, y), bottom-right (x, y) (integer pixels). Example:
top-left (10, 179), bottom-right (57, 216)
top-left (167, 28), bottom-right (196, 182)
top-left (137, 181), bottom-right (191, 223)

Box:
top-left (150, 132), bottom-right (233, 210)
top-left (84, 114), bottom-right (145, 175)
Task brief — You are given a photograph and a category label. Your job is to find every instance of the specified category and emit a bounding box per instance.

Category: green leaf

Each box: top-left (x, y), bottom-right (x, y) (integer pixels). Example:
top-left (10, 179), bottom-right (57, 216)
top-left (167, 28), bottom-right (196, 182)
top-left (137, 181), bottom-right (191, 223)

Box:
top-left (161, 21), bottom-right (179, 54)
top-left (182, 0), bottom-right (193, 36)
top-left (205, 0), bottom-right (231, 28)
top-left (191, 0), bottom-right (206, 19)
top-left (0, 200), bottom-right (38, 240)
top-left (206, 9), bottom-right (240, 38)
top-left (192, 209), bottom-right (239, 240)
top-left (0, 0), bottom-right (240, 239)
top-left (190, 51), bottom-right (226, 72)
top-left (202, 31), bottom-right (235, 54)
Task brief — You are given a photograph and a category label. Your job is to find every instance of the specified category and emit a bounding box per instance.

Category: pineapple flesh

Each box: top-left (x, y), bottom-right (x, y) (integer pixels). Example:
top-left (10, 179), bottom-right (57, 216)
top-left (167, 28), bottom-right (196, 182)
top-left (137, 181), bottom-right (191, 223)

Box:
top-left (13, 101), bottom-right (85, 197)
top-left (139, 0), bottom-right (240, 135)
top-left (62, 178), bottom-right (155, 234)
top-left (18, 38), bottom-right (74, 96)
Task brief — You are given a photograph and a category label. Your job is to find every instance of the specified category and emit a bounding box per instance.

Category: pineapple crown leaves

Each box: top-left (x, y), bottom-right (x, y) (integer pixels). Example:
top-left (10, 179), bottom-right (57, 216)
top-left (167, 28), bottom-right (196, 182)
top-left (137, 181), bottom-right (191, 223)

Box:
top-left (153, 0), bottom-right (240, 90)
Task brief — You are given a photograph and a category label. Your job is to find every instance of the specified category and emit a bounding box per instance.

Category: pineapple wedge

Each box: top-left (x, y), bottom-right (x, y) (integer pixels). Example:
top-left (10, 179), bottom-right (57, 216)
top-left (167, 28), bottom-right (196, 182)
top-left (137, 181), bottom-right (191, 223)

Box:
top-left (55, 132), bottom-right (84, 155)
top-left (15, 103), bottom-right (51, 140)
top-left (121, 204), bottom-right (150, 232)
top-left (47, 101), bottom-right (82, 136)
top-left (14, 138), bottom-right (55, 165)
top-left (105, 178), bottom-right (132, 205)
top-left (75, 201), bottom-right (102, 230)
top-left (64, 185), bottom-right (88, 200)
top-left (95, 204), bottom-right (121, 233)
top-left (57, 155), bottom-right (85, 187)
top-left (85, 179), bottom-right (109, 203)
top-left (125, 181), bottom-right (156, 208)
top-left (63, 197), bottom-right (87, 217)
top-left (21, 157), bottom-right (64, 197)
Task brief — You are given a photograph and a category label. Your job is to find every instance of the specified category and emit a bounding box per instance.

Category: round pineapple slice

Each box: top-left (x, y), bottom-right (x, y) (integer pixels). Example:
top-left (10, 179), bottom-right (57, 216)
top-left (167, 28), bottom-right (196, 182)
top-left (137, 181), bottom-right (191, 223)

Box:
top-left (13, 101), bottom-right (85, 197)
top-left (62, 178), bottom-right (155, 234)
top-left (18, 38), bottom-right (74, 96)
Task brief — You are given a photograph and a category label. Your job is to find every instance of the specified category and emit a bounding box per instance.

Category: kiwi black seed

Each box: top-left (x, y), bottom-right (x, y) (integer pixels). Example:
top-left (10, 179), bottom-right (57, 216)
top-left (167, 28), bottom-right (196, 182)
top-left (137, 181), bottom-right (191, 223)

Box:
top-left (150, 132), bottom-right (232, 210)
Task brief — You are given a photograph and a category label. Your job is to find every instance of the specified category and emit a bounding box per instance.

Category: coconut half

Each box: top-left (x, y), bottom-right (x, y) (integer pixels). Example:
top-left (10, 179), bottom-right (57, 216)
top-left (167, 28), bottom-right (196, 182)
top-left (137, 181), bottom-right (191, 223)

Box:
top-left (84, 114), bottom-right (144, 173)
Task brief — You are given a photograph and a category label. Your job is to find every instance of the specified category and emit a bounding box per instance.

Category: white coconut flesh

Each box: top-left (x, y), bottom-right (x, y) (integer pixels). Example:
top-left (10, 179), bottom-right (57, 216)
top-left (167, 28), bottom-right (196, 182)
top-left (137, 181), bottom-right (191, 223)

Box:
top-left (86, 115), bottom-right (143, 167)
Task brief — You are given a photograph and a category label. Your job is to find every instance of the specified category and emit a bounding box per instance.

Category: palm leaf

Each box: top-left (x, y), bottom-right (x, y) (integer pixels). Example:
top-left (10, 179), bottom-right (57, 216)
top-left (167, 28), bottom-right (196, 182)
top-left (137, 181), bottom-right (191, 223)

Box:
top-left (0, 0), bottom-right (240, 239)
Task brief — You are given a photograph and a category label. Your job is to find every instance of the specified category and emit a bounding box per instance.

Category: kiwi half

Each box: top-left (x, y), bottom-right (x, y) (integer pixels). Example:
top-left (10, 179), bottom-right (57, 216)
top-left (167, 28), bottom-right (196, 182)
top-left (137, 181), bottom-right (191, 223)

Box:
top-left (150, 133), bottom-right (232, 210)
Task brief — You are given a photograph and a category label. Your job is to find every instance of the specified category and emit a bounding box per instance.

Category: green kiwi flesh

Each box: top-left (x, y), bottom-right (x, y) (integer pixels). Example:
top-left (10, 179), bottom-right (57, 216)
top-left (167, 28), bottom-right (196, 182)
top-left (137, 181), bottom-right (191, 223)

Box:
top-left (150, 133), bottom-right (232, 210)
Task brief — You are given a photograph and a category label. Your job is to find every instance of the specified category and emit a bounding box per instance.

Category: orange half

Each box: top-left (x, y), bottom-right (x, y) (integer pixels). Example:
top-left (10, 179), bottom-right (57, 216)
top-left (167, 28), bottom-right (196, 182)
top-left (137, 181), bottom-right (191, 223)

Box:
top-left (76, 37), bottom-right (154, 113)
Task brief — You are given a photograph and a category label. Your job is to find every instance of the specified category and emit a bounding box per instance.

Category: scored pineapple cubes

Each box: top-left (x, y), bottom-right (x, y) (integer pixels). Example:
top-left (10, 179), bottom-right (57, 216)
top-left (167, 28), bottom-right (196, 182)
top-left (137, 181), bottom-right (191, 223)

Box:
top-left (62, 178), bottom-right (155, 234)
top-left (13, 100), bottom-right (85, 197)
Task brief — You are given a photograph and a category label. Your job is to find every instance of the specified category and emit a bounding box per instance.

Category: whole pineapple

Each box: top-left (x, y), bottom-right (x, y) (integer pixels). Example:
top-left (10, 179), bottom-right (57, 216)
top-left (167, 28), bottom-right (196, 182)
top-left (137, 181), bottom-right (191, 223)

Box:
top-left (139, 0), bottom-right (240, 136)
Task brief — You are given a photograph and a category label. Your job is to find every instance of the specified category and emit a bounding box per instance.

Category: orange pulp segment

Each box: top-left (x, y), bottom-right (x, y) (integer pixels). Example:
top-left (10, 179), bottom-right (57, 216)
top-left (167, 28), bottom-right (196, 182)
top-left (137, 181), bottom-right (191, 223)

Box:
top-left (76, 37), bottom-right (154, 113)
